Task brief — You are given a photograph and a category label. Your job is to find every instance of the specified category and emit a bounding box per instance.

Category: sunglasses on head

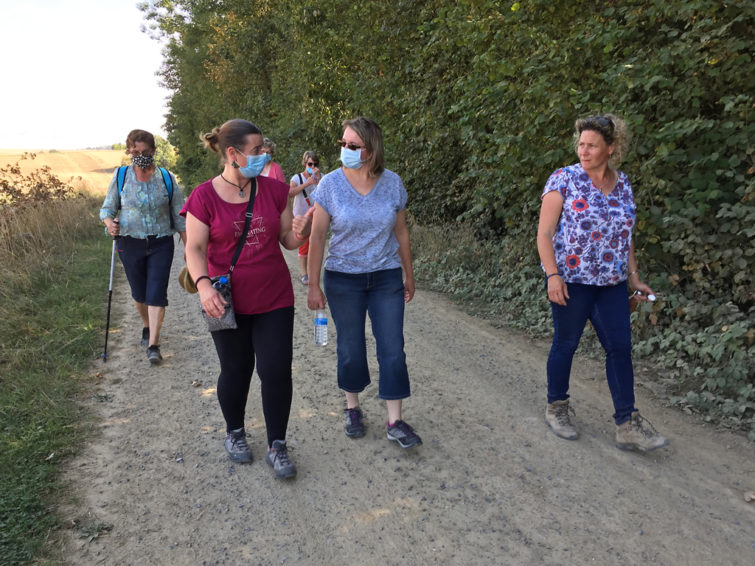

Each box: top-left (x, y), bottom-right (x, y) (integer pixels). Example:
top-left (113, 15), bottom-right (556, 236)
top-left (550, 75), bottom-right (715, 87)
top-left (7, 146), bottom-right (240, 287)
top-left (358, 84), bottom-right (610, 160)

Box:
top-left (337, 140), bottom-right (365, 151)
top-left (583, 116), bottom-right (614, 130)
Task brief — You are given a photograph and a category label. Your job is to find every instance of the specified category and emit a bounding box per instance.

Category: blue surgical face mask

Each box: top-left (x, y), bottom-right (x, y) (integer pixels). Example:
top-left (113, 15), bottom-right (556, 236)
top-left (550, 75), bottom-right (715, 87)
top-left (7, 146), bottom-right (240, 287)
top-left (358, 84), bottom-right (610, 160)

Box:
top-left (340, 146), bottom-right (364, 169)
top-left (235, 150), bottom-right (267, 178)
top-left (306, 167), bottom-right (314, 175)
top-left (263, 152), bottom-right (272, 164)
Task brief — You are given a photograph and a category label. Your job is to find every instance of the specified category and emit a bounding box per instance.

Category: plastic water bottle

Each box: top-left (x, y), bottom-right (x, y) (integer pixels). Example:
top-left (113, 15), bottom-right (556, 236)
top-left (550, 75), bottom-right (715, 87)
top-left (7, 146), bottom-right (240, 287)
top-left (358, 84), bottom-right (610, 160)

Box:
top-left (212, 276), bottom-right (228, 290)
top-left (314, 309), bottom-right (328, 346)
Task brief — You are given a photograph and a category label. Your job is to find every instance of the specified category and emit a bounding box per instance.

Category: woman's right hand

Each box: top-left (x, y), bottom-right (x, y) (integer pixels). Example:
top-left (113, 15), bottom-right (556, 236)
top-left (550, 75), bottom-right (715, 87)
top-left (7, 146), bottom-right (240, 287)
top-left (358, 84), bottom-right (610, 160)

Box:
top-left (547, 275), bottom-right (570, 306)
top-left (198, 285), bottom-right (228, 318)
top-left (107, 218), bottom-right (120, 237)
top-left (307, 284), bottom-right (326, 310)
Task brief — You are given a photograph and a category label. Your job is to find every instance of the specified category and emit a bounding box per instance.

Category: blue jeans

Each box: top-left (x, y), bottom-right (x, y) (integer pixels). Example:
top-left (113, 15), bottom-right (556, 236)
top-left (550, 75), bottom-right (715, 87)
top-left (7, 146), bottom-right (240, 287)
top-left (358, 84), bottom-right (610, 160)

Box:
top-left (117, 235), bottom-right (175, 307)
top-left (324, 268), bottom-right (410, 400)
top-left (547, 282), bottom-right (636, 425)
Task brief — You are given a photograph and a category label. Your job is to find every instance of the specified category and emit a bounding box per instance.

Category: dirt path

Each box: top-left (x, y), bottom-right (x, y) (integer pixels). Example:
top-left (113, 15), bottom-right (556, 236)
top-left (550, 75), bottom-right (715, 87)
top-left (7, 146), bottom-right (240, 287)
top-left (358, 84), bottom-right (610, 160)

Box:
top-left (62, 240), bottom-right (754, 565)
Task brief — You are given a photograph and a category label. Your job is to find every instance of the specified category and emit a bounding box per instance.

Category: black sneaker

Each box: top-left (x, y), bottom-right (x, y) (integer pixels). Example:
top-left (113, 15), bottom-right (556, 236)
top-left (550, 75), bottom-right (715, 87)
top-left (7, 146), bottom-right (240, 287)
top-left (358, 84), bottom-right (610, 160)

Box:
top-left (146, 345), bottom-right (162, 365)
top-left (386, 420), bottom-right (422, 449)
top-left (224, 428), bottom-right (252, 463)
top-left (266, 440), bottom-right (297, 479)
top-left (140, 327), bottom-right (150, 347)
top-left (344, 407), bottom-right (365, 438)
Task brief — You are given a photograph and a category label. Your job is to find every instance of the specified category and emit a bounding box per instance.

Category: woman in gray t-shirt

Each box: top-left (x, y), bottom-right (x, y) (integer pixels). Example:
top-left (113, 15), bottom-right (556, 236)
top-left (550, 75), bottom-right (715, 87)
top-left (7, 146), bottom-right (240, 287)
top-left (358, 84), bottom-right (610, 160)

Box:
top-left (307, 116), bottom-right (422, 449)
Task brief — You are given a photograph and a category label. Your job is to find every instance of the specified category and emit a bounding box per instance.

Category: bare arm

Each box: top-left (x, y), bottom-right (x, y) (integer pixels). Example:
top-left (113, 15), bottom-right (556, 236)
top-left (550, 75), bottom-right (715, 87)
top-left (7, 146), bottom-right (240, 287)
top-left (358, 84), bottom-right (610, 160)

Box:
top-left (306, 203), bottom-right (330, 310)
top-left (184, 213), bottom-right (225, 318)
top-left (279, 201), bottom-right (313, 250)
top-left (393, 209), bottom-right (415, 302)
top-left (536, 191), bottom-right (569, 306)
top-left (627, 239), bottom-right (654, 300)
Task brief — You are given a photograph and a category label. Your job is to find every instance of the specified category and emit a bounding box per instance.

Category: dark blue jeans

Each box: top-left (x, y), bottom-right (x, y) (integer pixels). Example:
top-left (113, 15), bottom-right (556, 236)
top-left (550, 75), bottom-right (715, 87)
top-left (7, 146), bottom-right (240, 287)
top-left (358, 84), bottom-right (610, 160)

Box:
top-left (117, 235), bottom-right (174, 307)
top-left (547, 282), bottom-right (636, 425)
top-left (324, 268), bottom-right (411, 400)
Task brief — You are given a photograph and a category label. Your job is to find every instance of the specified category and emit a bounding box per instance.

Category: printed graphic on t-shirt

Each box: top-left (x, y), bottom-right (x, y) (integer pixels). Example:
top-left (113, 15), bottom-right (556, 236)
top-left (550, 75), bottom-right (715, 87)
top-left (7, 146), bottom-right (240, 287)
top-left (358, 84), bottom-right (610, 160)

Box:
top-left (233, 217), bottom-right (266, 248)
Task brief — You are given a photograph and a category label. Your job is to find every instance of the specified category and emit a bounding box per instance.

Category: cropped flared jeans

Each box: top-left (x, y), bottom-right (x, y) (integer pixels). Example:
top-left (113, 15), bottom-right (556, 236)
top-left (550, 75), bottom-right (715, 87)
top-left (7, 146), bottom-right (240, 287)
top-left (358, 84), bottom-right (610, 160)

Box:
top-left (324, 268), bottom-right (411, 400)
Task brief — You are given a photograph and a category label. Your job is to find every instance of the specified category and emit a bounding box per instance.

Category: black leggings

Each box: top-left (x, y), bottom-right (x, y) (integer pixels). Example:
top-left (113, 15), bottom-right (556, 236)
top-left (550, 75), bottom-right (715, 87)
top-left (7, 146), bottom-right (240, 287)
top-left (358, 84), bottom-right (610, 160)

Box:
top-left (211, 307), bottom-right (294, 446)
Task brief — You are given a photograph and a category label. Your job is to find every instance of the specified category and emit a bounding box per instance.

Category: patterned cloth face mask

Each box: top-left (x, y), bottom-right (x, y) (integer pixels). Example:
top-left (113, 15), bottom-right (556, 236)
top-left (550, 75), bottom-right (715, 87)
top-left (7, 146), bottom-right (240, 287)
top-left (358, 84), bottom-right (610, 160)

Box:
top-left (132, 153), bottom-right (154, 169)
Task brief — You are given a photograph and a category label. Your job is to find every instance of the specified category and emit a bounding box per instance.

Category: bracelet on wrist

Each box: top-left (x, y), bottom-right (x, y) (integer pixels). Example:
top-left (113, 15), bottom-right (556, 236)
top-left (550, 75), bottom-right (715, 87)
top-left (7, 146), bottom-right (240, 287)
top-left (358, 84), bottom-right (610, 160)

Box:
top-left (627, 270), bottom-right (639, 278)
top-left (294, 232), bottom-right (306, 241)
top-left (545, 272), bottom-right (561, 281)
top-left (194, 275), bottom-right (212, 287)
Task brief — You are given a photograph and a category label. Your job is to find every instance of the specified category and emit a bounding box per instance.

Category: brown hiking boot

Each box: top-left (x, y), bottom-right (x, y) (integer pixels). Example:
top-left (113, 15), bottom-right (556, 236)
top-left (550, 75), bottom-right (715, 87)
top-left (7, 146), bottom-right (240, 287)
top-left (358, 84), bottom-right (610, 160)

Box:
top-left (615, 412), bottom-right (669, 452)
top-left (545, 400), bottom-right (578, 440)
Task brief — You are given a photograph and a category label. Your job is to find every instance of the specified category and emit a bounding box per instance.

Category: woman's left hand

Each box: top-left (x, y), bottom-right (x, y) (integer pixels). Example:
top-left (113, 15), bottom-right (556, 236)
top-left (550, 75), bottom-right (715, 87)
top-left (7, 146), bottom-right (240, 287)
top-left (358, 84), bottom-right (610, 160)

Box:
top-left (630, 280), bottom-right (655, 302)
top-left (404, 277), bottom-right (415, 303)
top-left (292, 207), bottom-right (314, 240)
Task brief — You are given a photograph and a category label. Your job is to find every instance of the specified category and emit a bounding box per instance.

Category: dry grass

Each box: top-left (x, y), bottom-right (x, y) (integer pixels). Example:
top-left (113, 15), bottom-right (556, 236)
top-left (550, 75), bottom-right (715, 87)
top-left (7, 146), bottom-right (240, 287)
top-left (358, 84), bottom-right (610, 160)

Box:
top-left (0, 149), bottom-right (124, 195)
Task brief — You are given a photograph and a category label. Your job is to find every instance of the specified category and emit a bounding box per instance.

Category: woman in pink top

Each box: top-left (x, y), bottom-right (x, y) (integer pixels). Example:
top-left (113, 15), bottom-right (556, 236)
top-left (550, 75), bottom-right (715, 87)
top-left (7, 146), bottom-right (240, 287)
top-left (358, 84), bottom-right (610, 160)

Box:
top-left (182, 119), bottom-right (312, 479)
top-left (260, 137), bottom-right (286, 183)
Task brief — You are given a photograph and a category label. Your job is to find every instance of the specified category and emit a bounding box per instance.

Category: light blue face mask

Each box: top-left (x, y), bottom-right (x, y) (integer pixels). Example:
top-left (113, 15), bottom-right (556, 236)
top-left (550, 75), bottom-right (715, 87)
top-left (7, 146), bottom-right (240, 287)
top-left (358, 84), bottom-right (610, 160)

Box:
top-left (306, 167), bottom-right (314, 175)
top-left (263, 152), bottom-right (272, 164)
top-left (340, 146), bottom-right (364, 169)
top-left (235, 150), bottom-right (267, 178)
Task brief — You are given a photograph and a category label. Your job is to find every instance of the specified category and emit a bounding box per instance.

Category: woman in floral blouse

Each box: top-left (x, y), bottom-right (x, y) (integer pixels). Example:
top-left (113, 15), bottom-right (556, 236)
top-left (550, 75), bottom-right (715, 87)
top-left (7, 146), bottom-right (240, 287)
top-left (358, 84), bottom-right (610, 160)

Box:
top-left (100, 129), bottom-right (186, 365)
top-left (537, 114), bottom-right (668, 452)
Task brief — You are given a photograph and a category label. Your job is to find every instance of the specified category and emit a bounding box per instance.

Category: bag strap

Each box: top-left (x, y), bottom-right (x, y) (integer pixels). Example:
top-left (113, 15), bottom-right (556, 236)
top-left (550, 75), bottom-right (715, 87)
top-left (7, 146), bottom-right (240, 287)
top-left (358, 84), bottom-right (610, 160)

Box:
top-left (228, 177), bottom-right (257, 276)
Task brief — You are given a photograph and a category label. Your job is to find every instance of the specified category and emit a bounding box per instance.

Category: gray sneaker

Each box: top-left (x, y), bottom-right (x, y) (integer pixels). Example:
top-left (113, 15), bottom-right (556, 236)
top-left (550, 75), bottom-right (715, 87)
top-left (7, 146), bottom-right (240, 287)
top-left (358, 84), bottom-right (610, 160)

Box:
top-left (146, 345), bottom-right (162, 365)
top-left (545, 399), bottom-right (578, 440)
top-left (224, 428), bottom-right (252, 463)
top-left (386, 420), bottom-right (422, 449)
top-left (344, 407), bottom-right (366, 438)
top-left (266, 440), bottom-right (297, 479)
top-left (616, 412), bottom-right (669, 452)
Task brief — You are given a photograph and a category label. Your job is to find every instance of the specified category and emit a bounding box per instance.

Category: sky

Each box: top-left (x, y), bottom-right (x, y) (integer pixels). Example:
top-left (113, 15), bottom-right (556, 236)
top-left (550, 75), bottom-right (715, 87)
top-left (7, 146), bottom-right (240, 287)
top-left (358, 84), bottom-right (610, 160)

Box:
top-left (0, 0), bottom-right (171, 150)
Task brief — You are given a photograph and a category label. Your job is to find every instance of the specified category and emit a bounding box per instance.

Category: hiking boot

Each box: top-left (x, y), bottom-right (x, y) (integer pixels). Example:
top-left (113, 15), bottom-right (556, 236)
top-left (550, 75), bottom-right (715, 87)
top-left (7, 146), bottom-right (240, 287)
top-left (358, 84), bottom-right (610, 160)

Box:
top-left (616, 412), bottom-right (669, 452)
top-left (386, 420), bottom-right (422, 449)
top-left (545, 399), bottom-right (578, 440)
top-left (224, 428), bottom-right (252, 463)
top-left (140, 327), bottom-right (150, 347)
top-left (146, 345), bottom-right (162, 365)
top-left (344, 407), bottom-right (366, 438)
top-left (266, 440), bottom-right (297, 479)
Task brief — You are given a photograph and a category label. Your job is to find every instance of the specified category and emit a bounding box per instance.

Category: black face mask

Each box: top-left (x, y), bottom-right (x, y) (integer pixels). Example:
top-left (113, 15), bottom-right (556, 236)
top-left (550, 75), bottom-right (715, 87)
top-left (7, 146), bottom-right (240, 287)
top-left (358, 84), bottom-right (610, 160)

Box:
top-left (132, 154), bottom-right (154, 169)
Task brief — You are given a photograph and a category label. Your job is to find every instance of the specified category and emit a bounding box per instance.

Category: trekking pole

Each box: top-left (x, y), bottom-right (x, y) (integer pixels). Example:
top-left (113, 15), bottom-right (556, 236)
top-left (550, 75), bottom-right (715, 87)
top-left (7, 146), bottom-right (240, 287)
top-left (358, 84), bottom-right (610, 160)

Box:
top-left (102, 224), bottom-right (118, 361)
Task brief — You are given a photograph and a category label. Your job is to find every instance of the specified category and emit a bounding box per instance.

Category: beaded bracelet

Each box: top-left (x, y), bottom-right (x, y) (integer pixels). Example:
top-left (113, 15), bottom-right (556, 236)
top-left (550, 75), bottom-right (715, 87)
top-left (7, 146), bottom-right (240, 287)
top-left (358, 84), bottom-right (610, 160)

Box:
top-left (194, 275), bottom-right (212, 287)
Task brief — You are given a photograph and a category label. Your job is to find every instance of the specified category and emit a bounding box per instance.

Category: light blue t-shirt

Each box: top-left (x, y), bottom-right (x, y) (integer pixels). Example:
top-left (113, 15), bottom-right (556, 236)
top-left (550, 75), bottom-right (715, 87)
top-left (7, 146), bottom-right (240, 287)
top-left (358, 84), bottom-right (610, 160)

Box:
top-left (311, 167), bottom-right (407, 274)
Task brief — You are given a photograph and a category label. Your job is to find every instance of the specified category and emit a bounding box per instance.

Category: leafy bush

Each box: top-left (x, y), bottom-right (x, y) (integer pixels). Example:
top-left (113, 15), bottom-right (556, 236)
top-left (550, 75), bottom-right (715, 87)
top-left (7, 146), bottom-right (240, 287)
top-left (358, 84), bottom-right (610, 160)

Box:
top-left (141, 0), bottom-right (754, 437)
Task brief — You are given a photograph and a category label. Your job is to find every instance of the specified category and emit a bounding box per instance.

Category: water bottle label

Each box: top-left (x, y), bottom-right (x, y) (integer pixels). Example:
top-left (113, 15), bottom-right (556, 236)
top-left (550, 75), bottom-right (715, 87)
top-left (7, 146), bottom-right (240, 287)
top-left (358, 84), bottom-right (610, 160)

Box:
top-left (314, 318), bottom-right (327, 325)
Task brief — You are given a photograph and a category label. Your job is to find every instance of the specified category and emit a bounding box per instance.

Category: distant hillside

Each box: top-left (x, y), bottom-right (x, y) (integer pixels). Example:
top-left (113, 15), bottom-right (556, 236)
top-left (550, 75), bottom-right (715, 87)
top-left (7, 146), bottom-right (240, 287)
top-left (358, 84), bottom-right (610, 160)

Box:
top-left (0, 149), bottom-right (123, 194)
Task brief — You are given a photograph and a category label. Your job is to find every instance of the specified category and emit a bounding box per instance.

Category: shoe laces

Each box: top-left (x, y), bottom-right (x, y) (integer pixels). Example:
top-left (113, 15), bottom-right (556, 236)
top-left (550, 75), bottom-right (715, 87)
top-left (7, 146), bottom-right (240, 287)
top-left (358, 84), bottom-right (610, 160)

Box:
top-left (229, 430), bottom-right (249, 452)
top-left (271, 442), bottom-right (291, 466)
top-left (346, 407), bottom-right (362, 424)
top-left (553, 403), bottom-right (575, 427)
top-left (630, 413), bottom-right (660, 439)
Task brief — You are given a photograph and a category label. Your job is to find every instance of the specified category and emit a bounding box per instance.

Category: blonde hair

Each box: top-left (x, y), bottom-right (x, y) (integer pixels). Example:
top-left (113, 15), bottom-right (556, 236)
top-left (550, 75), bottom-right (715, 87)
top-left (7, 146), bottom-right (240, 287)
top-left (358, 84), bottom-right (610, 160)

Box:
top-left (574, 113), bottom-right (629, 167)
top-left (342, 116), bottom-right (384, 177)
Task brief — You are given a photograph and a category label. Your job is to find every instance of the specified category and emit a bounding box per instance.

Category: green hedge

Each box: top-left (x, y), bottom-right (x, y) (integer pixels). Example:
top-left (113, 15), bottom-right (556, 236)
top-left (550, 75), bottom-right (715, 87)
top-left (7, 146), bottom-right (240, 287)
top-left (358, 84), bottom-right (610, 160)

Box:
top-left (142, 0), bottom-right (754, 436)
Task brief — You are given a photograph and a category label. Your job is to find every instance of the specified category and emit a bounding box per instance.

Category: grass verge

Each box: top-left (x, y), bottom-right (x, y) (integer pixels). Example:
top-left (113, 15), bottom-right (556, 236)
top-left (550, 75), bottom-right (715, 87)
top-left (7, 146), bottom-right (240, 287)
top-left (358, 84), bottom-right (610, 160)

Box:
top-left (0, 195), bottom-right (111, 565)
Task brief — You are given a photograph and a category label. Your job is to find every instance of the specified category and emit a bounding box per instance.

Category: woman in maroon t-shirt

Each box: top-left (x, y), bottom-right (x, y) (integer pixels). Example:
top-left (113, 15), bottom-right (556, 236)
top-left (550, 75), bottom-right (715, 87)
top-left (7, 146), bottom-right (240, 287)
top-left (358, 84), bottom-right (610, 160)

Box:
top-left (182, 119), bottom-right (311, 479)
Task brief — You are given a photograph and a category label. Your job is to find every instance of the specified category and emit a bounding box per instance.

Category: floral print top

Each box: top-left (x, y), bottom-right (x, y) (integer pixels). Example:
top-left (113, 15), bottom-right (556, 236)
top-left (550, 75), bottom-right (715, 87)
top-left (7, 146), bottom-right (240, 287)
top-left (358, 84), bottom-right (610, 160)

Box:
top-left (541, 163), bottom-right (635, 286)
top-left (99, 166), bottom-right (186, 238)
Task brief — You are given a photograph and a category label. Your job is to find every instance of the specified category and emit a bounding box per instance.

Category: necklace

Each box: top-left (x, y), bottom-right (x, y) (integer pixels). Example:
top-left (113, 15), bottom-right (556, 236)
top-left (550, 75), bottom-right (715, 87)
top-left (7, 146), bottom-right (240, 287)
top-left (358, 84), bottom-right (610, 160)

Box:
top-left (220, 174), bottom-right (251, 198)
top-left (592, 170), bottom-right (615, 195)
